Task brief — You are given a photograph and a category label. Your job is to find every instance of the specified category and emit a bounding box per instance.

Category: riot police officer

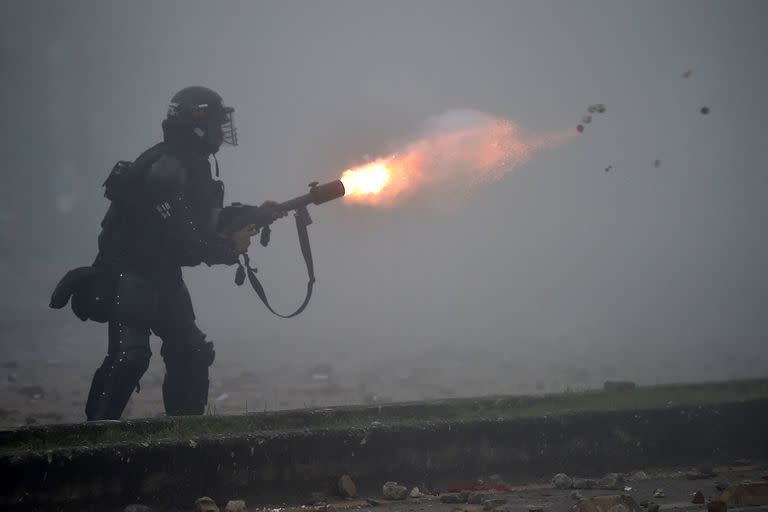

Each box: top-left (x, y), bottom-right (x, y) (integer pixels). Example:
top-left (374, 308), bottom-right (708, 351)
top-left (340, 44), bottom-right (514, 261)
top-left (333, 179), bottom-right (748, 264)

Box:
top-left (51, 86), bottom-right (279, 420)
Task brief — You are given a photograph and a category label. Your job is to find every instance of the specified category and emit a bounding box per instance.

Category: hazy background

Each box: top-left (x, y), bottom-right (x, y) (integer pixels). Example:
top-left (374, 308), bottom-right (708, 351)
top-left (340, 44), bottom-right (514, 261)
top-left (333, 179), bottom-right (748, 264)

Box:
top-left (1, 1), bottom-right (766, 423)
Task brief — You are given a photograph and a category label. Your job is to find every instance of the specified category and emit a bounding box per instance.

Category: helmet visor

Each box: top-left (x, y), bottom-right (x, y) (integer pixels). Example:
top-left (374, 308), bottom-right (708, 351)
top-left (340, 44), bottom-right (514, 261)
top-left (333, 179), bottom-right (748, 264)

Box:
top-left (221, 107), bottom-right (238, 146)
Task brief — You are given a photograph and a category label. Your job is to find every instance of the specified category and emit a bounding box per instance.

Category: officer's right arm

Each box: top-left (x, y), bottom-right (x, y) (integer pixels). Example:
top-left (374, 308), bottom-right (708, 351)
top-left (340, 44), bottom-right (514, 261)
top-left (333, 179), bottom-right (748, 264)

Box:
top-left (145, 156), bottom-right (239, 267)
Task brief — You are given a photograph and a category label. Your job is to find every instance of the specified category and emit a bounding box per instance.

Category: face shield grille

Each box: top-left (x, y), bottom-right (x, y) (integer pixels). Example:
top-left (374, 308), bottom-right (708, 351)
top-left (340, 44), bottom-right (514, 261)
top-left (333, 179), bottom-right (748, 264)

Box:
top-left (221, 107), bottom-right (238, 146)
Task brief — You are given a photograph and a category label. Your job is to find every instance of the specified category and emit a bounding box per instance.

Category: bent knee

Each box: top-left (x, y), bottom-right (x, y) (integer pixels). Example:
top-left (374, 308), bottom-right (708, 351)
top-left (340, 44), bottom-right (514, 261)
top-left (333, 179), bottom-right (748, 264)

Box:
top-left (112, 346), bottom-right (152, 373)
top-left (162, 340), bottom-right (215, 370)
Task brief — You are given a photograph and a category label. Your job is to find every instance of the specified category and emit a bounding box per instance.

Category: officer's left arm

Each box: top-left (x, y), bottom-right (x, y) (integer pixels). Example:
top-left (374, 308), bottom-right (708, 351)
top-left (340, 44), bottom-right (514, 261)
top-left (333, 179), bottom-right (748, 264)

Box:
top-left (146, 156), bottom-right (240, 267)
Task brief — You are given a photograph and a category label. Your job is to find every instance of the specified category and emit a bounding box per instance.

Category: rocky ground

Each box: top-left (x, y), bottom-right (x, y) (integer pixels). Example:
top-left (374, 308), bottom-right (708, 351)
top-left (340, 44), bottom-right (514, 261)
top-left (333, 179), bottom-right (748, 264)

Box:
top-left (120, 463), bottom-right (768, 512)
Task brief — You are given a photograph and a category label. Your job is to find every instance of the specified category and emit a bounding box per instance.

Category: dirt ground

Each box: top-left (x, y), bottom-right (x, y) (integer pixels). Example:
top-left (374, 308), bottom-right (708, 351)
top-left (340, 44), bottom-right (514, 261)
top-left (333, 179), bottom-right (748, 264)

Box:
top-left (2, 312), bottom-right (767, 427)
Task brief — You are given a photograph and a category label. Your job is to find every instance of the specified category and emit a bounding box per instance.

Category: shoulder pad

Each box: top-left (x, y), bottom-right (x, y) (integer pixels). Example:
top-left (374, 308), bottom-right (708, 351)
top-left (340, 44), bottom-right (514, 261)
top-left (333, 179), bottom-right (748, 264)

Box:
top-left (145, 154), bottom-right (188, 192)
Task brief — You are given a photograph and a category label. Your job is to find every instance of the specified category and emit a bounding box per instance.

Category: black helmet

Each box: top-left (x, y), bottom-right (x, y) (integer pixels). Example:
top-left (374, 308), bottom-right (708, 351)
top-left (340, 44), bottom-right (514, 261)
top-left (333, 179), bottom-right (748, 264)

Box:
top-left (163, 86), bottom-right (237, 154)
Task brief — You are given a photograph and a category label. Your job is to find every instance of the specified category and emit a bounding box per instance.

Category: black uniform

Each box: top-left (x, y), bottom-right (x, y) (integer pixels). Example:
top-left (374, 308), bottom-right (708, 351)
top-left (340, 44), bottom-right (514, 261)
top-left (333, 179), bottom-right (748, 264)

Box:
top-left (51, 86), bottom-right (247, 420)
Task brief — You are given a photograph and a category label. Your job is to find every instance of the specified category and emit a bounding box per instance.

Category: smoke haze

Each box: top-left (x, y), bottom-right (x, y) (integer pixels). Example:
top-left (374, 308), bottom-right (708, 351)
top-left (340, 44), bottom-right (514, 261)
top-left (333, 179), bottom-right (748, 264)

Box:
top-left (1, 0), bottom-right (767, 422)
top-left (341, 110), bottom-right (569, 205)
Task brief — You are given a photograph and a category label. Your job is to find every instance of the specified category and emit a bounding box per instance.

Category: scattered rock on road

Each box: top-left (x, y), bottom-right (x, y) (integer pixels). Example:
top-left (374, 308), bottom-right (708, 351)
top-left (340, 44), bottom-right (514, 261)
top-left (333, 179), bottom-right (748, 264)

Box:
top-left (554, 473), bottom-right (574, 489)
top-left (305, 492), bottom-right (326, 505)
top-left (572, 478), bottom-right (597, 490)
top-left (570, 495), bottom-right (641, 512)
top-left (598, 473), bottom-right (626, 490)
top-left (383, 482), bottom-right (409, 500)
top-left (338, 474), bottom-right (357, 497)
top-left (224, 500), bottom-right (246, 512)
top-left (195, 497), bottom-right (219, 512)
top-left (440, 493), bottom-right (465, 504)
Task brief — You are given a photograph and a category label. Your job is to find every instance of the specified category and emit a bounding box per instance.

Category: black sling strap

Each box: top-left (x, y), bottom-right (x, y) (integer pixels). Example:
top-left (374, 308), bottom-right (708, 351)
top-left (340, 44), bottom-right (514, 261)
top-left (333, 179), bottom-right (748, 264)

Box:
top-left (235, 210), bottom-right (315, 318)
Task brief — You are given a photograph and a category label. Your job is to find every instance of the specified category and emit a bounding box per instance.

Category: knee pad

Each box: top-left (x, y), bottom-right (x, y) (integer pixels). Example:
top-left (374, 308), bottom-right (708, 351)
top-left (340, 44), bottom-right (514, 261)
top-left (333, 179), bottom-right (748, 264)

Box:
top-left (161, 330), bottom-right (215, 370)
top-left (121, 346), bottom-right (152, 374)
top-left (85, 347), bottom-right (151, 421)
top-left (193, 341), bottom-right (216, 368)
top-left (98, 346), bottom-right (152, 389)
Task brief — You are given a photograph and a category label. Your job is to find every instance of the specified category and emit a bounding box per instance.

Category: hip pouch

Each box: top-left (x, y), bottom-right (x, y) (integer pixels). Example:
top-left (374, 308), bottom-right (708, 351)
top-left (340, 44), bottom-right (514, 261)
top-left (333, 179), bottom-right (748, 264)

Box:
top-left (50, 268), bottom-right (159, 325)
top-left (50, 266), bottom-right (116, 323)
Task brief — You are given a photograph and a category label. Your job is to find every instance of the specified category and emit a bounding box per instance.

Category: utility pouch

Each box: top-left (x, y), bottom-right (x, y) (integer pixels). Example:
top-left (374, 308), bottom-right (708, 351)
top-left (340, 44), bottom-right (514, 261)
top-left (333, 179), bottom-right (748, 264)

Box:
top-left (50, 266), bottom-right (116, 323)
top-left (103, 143), bottom-right (166, 204)
top-left (103, 160), bottom-right (140, 203)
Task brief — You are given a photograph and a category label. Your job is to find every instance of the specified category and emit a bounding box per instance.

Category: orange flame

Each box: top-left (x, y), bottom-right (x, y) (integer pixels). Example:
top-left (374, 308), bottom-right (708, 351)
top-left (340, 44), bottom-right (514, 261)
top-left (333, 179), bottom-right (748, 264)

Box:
top-left (340, 111), bottom-right (571, 206)
top-left (339, 162), bottom-right (391, 197)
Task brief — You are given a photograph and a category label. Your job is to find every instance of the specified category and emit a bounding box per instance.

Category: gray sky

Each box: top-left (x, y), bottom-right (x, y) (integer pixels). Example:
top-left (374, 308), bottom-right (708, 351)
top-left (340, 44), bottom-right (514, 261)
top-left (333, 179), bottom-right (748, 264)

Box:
top-left (1, 1), bottom-right (767, 388)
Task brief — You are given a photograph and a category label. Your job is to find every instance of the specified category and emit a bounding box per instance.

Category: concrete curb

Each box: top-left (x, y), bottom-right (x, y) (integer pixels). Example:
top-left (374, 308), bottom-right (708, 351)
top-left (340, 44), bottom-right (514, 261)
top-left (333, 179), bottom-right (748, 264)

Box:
top-left (2, 399), bottom-right (767, 511)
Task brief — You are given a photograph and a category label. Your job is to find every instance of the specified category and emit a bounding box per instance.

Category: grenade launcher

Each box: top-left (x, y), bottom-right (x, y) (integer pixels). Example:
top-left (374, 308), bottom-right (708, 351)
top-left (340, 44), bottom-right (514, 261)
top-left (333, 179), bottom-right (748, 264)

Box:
top-left (216, 179), bottom-right (346, 318)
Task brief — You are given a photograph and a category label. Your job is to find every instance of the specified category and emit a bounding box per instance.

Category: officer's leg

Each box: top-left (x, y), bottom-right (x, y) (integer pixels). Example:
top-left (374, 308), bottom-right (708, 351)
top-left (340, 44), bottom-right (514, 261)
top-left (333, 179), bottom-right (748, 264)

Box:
top-left (154, 280), bottom-right (214, 416)
top-left (159, 324), bottom-right (215, 415)
top-left (85, 322), bottom-right (151, 420)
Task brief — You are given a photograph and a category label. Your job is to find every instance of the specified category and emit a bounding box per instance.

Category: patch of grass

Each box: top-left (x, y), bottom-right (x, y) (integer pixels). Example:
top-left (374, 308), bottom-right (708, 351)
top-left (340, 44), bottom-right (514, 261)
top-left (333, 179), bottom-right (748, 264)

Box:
top-left (2, 377), bottom-right (767, 456)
